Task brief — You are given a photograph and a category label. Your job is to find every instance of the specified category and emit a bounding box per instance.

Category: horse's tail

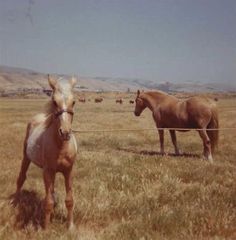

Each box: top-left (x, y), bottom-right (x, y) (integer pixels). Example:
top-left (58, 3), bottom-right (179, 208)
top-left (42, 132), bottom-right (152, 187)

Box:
top-left (207, 105), bottom-right (219, 153)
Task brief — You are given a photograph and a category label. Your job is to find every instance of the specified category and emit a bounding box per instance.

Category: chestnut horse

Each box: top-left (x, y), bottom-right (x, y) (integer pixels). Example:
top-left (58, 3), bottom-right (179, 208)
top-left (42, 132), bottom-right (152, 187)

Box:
top-left (134, 90), bottom-right (219, 162)
top-left (15, 76), bottom-right (78, 229)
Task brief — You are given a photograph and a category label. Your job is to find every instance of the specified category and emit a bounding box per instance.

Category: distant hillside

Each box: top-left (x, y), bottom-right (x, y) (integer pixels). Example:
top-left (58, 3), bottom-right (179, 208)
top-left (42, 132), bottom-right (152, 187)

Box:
top-left (0, 65), bottom-right (145, 95)
top-left (0, 65), bottom-right (235, 96)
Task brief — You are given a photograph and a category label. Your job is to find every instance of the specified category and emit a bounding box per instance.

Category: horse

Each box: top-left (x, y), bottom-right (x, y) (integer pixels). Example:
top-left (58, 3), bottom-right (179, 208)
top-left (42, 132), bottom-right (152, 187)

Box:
top-left (134, 90), bottom-right (219, 162)
top-left (95, 97), bottom-right (103, 103)
top-left (15, 75), bottom-right (78, 229)
top-left (116, 98), bottom-right (123, 104)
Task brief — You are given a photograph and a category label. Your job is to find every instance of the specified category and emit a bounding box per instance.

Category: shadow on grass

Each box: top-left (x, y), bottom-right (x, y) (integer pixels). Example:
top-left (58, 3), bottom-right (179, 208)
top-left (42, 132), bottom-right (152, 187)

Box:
top-left (9, 190), bottom-right (44, 229)
top-left (9, 190), bottom-right (68, 229)
top-left (118, 147), bottom-right (200, 158)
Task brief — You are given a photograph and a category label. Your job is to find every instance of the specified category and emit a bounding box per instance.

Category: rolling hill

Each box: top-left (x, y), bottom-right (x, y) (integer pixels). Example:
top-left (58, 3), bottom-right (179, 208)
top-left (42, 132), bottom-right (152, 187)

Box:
top-left (0, 65), bottom-right (235, 96)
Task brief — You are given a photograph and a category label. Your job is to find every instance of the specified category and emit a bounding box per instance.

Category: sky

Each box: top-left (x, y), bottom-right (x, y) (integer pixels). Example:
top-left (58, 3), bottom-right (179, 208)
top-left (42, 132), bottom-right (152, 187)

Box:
top-left (0, 0), bottom-right (235, 83)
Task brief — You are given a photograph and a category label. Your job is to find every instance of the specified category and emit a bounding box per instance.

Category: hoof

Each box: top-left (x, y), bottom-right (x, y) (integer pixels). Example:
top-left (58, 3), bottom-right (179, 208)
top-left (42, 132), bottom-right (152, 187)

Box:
top-left (68, 222), bottom-right (76, 231)
top-left (52, 193), bottom-right (59, 208)
top-left (175, 150), bottom-right (181, 156)
top-left (203, 154), bottom-right (214, 163)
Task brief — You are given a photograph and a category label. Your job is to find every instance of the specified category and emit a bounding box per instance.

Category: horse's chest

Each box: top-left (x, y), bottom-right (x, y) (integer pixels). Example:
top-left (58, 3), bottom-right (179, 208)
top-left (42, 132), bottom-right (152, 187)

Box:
top-left (57, 154), bottom-right (75, 170)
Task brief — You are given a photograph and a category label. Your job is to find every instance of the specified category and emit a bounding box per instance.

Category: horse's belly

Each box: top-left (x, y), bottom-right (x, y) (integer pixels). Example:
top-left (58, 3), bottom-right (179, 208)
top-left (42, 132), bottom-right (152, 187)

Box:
top-left (26, 126), bottom-right (45, 167)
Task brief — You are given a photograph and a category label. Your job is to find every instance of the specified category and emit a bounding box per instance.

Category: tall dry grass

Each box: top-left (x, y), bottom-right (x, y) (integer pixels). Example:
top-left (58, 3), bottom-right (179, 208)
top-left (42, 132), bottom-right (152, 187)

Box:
top-left (0, 94), bottom-right (236, 239)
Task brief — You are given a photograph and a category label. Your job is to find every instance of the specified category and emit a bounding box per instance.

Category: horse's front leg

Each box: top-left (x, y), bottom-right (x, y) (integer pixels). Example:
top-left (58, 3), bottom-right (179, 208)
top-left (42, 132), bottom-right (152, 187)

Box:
top-left (158, 129), bottom-right (165, 155)
top-left (16, 156), bottom-right (31, 194)
top-left (63, 168), bottom-right (74, 230)
top-left (169, 130), bottom-right (180, 155)
top-left (43, 169), bottom-right (55, 229)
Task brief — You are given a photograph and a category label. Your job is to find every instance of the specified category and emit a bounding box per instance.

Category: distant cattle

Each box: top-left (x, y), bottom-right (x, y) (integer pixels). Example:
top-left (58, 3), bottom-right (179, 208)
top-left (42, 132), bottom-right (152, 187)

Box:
top-left (116, 98), bottom-right (123, 104)
top-left (129, 100), bottom-right (134, 104)
top-left (95, 97), bottom-right (103, 103)
top-left (79, 97), bottom-right (86, 103)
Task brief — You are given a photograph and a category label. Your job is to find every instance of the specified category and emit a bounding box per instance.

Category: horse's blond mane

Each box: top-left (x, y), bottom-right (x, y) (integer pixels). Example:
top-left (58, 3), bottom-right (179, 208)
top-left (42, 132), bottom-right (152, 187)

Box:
top-left (44, 100), bottom-right (55, 115)
top-left (44, 78), bottom-right (73, 115)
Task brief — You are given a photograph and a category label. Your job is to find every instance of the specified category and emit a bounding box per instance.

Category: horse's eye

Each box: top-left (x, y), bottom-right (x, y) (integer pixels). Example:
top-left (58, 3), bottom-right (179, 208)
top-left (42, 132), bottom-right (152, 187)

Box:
top-left (72, 101), bottom-right (75, 106)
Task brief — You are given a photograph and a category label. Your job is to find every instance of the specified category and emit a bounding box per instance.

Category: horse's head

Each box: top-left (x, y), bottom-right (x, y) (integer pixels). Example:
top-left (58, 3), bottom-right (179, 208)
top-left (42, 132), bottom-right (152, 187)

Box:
top-left (48, 75), bottom-right (77, 141)
top-left (134, 90), bottom-right (146, 116)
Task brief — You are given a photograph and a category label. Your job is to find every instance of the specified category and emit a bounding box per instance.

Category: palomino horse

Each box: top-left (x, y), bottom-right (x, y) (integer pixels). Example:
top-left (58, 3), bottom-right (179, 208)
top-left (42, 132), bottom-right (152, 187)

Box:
top-left (134, 90), bottom-right (219, 162)
top-left (15, 76), bottom-right (78, 229)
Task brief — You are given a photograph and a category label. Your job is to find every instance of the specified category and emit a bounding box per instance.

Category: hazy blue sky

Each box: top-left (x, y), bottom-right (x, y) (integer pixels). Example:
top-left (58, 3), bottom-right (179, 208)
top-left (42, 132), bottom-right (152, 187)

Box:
top-left (0, 0), bottom-right (235, 83)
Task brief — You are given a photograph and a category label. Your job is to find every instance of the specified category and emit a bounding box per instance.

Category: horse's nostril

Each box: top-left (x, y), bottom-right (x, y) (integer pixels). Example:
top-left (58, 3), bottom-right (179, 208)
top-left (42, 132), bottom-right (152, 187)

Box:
top-left (59, 129), bottom-right (71, 140)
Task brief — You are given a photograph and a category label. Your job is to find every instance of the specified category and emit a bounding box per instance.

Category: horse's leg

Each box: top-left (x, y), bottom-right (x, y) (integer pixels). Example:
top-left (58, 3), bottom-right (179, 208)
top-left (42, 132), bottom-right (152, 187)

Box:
top-left (169, 130), bottom-right (180, 155)
top-left (16, 155), bottom-right (31, 194)
top-left (16, 124), bottom-right (31, 194)
top-left (51, 177), bottom-right (58, 209)
top-left (158, 129), bottom-right (165, 155)
top-left (63, 168), bottom-right (74, 230)
top-left (198, 130), bottom-right (213, 163)
top-left (43, 169), bottom-right (55, 229)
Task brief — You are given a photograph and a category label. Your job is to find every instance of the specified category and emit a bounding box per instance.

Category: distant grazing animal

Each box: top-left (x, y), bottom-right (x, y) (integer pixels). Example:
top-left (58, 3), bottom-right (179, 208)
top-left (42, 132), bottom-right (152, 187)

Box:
top-left (116, 98), bottom-right (123, 104)
top-left (15, 75), bottom-right (78, 229)
top-left (95, 97), bottom-right (103, 103)
top-left (79, 97), bottom-right (86, 103)
top-left (129, 100), bottom-right (134, 104)
top-left (134, 90), bottom-right (219, 162)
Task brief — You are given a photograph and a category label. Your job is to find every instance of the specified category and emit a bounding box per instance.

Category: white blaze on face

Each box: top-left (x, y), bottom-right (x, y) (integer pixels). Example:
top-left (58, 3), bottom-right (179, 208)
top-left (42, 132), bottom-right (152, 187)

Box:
top-left (61, 97), bottom-right (69, 125)
top-left (58, 80), bottom-right (73, 127)
top-left (61, 101), bottom-right (67, 122)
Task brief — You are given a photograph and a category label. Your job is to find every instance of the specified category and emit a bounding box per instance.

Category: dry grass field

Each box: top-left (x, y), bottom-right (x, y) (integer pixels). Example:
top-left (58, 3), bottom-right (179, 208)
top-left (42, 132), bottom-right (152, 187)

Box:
top-left (0, 93), bottom-right (236, 240)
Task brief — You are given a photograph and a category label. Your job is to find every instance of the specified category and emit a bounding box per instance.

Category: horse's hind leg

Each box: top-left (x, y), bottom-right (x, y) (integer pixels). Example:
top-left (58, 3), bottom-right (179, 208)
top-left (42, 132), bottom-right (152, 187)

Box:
top-left (198, 129), bottom-right (213, 163)
top-left (16, 155), bottom-right (31, 194)
top-left (169, 130), bottom-right (180, 155)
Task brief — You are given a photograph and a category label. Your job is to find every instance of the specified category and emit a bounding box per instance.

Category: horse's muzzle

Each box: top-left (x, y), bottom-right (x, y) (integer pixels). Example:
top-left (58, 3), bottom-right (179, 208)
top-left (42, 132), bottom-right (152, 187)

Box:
top-left (59, 129), bottom-right (71, 141)
top-left (134, 111), bottom-right (140, 116)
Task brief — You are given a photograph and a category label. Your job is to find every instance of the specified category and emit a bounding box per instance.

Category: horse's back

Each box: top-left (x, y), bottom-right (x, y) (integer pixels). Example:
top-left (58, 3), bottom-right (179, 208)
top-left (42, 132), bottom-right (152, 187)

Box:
top-left (186, 96), bottom-right (216, 112)
top-left (25, 113), bottom-right (47, 167)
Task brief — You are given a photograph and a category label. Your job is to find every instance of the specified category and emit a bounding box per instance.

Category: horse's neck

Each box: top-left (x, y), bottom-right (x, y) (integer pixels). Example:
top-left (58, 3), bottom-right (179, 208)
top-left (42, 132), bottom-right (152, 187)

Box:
top-left (48, 122), bottom-right (69, 148)
top-left (143, 93), bottom-right (163, 111)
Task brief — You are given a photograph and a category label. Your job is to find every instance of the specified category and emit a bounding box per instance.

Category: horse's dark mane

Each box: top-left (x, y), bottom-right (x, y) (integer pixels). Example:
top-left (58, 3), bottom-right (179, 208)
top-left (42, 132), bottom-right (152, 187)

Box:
top-left (140, 90), bottom-right (169, 100)
top-left (147, 90), bottom-right (168, 97)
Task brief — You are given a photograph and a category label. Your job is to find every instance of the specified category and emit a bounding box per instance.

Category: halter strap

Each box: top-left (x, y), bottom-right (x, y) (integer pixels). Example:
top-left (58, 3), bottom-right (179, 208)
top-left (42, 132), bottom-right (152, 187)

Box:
top-left (55, 109), bottom-right (74, 118)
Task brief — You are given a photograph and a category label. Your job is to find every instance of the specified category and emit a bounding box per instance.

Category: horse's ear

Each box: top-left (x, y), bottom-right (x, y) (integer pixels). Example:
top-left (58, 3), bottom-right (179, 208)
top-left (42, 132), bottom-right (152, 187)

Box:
top-left (48, 75), bottom-right (58, 90)
top-left (70, 76), bottom-right (77, 89)
top-left (137, 90), bottom-right (140, 96)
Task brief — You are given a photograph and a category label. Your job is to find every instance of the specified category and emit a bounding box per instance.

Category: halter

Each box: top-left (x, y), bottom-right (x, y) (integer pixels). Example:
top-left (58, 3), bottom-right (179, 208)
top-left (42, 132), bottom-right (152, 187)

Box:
top-left (55, 109), bottom-right (74, 118)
